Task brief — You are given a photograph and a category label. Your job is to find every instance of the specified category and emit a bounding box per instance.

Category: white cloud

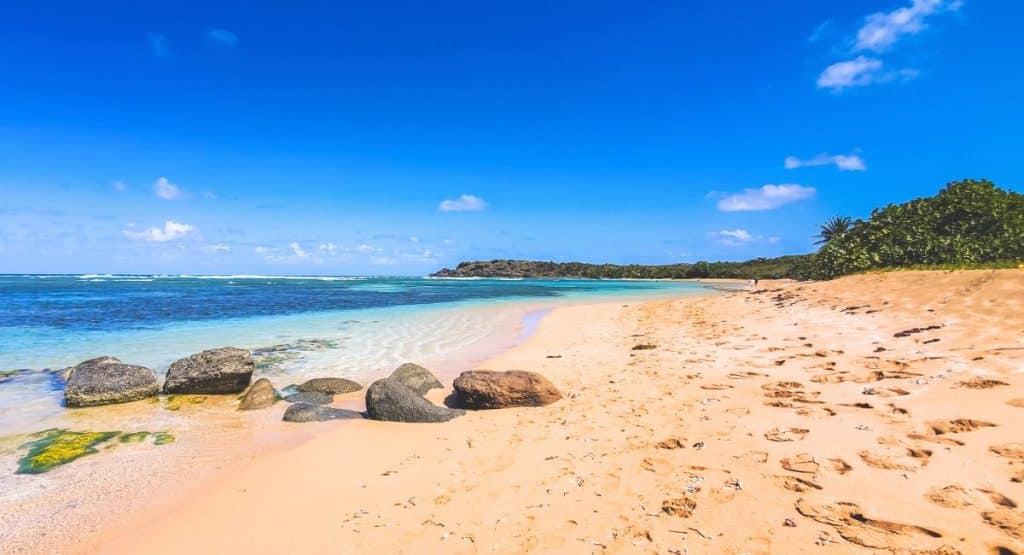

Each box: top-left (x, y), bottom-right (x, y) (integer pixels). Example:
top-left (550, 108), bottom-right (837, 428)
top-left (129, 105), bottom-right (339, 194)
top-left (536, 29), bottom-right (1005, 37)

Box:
top-left (124, 220), bottom-right (196, 242)
top-left (289, 242), bottom-right (309, 258)
top-left (205, 243), bottom-right (230, 253)
top-left (817, 56), bottom-right (881, 90)
top-left (147, 32), bottom-right (170, 59)
top-left (855, 0), bottom-right (961, 52)
top-left (716, 184), bottom-right (816, 212)
top-left (207, 29), bottom-right (238, 46)
top-left (785, 152), bottom-right (867, 171)
top-left (113, 180), bottom-right (126, 192)
top-left (355, 244), bottom-right (378, 253)
top-left (816, 56), bottom-right (918, 91)
top-left (709, 229), bottom-right (755, 248)
top-left (371, 256), bottom-right (398, 265)
top-left (254, 246), bottom-right (269, 255)
top-left (153, 177), bottom-right (182, 200)
top-left (439, 194), bottom-right (487, 212)
top-left (319, 242), bottom-right (338, 255)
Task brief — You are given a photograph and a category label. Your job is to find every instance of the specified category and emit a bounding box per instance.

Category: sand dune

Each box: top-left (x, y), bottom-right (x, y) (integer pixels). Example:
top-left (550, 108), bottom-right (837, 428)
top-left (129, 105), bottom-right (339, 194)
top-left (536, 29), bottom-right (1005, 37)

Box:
top-left (90, 269), bottom-right (1023, 554)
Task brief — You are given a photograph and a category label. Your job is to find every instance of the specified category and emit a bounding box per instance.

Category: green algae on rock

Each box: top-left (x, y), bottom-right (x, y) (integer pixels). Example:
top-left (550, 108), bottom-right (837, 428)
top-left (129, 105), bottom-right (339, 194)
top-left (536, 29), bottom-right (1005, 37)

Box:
top-left (153, 431), bottom-right (175, 445)
top-left (164, 395), bottom-right (207, 411)
top-left (17, 429), bottom-right (120, 474)
top-left (118, 431), bottom-right (151, 444)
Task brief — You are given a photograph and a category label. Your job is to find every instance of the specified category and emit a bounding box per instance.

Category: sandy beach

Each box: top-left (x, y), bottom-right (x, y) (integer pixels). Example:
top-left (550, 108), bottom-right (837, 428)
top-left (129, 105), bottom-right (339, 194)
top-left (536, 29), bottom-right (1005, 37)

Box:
top-left (64, 269), bottom-right (1020, 554)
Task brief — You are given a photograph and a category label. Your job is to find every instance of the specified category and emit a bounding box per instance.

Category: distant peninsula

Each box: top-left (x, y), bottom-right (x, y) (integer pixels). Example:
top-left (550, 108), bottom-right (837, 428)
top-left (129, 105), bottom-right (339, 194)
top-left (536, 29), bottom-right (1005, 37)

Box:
top-left (430, 256), bottom-right (809, 280)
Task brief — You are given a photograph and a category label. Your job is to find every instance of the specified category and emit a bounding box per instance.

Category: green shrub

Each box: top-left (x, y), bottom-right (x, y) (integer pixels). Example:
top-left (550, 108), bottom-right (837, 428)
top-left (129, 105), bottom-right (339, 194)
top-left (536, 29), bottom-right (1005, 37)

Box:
top-left (798, 179), bottom-right (1024, 280)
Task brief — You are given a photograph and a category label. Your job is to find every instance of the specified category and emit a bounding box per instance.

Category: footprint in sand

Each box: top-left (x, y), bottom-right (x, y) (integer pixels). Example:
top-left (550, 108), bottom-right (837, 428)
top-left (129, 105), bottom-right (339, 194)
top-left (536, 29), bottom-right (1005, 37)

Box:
top-left (928, 419), bottom-right (997, 435)
top-left (958, 377), bottom-right (1010, 389)
top-left (727, 371), bottom-right (767, 379)
top-left (1006, 399), bottom-right (1024, 408)
top-left (655, 437), bottom-right (686, 450)
top-left (988, 443), bottom-right (1024, 483)
top-left (700, 383), bottom-right (733, 390)
top-left (776, 474), bottom-right (822, 492)
top-left (780, 453), bottom-right (819, 474)
top-left (811, 372), bottom-right (849, 384)
top-left (661, 495), bottom-right (697, 518)
top-left (858, 445), bottom-right (932, 471)
top-left (907, 433), bottom-right (965, 447)
top-left (795, 498), bottom-right (945, 551)
top-left (925, 484), bottom-right (1016, 510)
top-left (764, 427), bottom-right (810, 442)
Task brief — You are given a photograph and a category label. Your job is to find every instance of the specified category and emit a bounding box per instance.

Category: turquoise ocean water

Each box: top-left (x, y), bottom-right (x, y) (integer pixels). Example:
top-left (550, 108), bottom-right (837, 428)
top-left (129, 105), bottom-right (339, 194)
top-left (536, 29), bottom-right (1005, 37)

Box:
top-left (0, 275), bottom-right (710, 435)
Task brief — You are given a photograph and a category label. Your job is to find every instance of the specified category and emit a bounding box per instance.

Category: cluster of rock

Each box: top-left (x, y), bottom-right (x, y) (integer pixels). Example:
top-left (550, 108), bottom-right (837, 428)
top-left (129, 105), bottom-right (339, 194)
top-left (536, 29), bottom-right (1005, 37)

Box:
top-left (61, 349), bottom-right (564, 426)
top-left (64, 347), bottom-right (253, 408)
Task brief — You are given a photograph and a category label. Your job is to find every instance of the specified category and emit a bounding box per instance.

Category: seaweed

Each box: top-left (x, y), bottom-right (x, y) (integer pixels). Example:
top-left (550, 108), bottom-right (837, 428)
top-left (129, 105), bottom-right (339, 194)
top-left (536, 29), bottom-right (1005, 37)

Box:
top-left (17, 429), bottom-right (120, 474)
top-left (152, 431), bottom-right (175, 445)
top-left (118, 431), bottom-right (151, 443)
top-left (164, 395), bottom-right (207, 411)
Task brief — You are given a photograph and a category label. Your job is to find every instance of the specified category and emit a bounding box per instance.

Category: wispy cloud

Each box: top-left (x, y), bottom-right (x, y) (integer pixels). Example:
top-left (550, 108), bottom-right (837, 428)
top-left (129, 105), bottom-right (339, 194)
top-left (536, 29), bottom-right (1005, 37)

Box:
top-left (205, 243), bottom-right (230, 253)
top-left (207, 28), bottom-right (238, 47)
top-left (815, 56), bottom-right (917, 91)
top-left (113, 181), bottom-right (126, 192)
top-left (153, 177), bottom-right (182, 200)
top-left (439, 194), bottom-right (487, 212)
top-left (124, 220), bottom-right (196, 242)
top-left (147, 32), bottom-right (170, 59)
top-left (355, 244), bottom-right (379, 253)
top-left (709, 229), bottom-right (754, 247)
top-left (807, 20), bottom-right (833, 43)
top-left (319, 242), bottom-right (338, 255)
top-left (785, 152), bottom-right (866, 171)
top-left (855, 0), bottom-right (962, 53)
top-left (716, 184), bottom-right (816, 212)
top-left (289, 242), bottom-right (310, 258)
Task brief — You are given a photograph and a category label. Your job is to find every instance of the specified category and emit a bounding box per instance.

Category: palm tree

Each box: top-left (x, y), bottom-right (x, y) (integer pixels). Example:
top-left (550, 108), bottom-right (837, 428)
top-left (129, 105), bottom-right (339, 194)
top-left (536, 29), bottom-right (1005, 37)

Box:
top-left (814, 216), bottom-right (852, 245)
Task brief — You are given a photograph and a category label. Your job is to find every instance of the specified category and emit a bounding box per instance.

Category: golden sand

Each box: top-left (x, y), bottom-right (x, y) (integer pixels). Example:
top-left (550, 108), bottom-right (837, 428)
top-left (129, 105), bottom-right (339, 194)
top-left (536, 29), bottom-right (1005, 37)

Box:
top-left (80, 269), bottom-right (1024, 553)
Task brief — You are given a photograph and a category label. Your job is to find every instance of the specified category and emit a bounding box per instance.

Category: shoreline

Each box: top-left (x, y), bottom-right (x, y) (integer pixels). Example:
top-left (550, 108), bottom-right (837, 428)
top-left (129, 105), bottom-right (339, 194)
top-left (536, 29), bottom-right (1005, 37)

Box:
top-left (90, 269), bottom-right (1023, 554)
top-left (3, 269), bottom-right (1021, 553)
top-left (0, 287), bottom-right (708, 553)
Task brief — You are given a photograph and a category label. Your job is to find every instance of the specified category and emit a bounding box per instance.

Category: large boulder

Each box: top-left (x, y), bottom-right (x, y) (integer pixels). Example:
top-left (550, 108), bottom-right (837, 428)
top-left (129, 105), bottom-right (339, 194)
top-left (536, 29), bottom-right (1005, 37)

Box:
top-left (283, 391), bottom-right (333, 405)
top-left (295, 377), bottom-right (362, 395)
top-left (282, 403), bottom-right (363, 422)
top-left (64, 356), bottom-right (160, 407)
top-left (452, 370), bottom-right (562, 409)
top-left (163, 347), bottom-right (254, 394)
top-left (238, 378), bottom-right (277, 410)
top-left (389, 363), bottom-right (443, 396)
top-left (365, 378), bottom-right (464, 423)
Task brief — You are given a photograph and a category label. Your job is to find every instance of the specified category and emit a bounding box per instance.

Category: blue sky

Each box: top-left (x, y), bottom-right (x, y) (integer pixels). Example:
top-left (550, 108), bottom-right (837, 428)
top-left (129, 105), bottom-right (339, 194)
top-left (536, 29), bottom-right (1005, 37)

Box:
top-left (1, 1), bottom-right (1021, 275)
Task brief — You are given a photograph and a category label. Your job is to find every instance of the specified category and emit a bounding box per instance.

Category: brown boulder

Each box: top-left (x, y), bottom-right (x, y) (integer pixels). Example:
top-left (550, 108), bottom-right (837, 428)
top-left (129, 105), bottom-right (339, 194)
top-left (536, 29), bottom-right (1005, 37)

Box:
top-left (238, 378), bottom-right (277, 410)
top-left (452, 370), bottom-right (562, 409)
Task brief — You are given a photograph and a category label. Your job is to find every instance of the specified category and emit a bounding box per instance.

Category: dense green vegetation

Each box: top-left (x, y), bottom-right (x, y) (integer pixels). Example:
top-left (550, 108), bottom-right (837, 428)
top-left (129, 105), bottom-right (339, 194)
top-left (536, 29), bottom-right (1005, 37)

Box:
top-left (794, 179), bottom-right (1023, 280)
top-left (431, 256), bottom-right (807, 280)
top-left (433, 179), bottom-right (1022, 281)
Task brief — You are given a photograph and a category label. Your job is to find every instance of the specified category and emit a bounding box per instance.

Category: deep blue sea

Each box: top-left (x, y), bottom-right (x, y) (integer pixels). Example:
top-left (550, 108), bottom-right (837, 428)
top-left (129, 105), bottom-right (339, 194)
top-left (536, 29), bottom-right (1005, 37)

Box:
top-left (0, 274), bottom-right (709, 435)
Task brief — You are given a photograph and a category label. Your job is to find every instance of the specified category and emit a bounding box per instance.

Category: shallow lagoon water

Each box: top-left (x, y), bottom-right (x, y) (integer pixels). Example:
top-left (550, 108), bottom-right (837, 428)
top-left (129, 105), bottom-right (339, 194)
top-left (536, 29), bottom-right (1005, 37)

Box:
top-left (0, 275), bottom-right (708, 436)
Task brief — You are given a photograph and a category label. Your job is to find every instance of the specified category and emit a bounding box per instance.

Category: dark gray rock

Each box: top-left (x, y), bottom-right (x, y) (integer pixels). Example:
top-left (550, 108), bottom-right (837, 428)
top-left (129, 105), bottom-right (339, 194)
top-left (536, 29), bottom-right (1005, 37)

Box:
top-left (283, 391), bottom-right (333, 405)
top-left (164, 347), bottom-right (254, 394)
top-left (64, 356), bottom-right (160, 408)
top-left (282, 403), bottom-right (363, 422)
top-left (365, 378), bottom-right (464, 423)
top-left (295, 377), bottom-right (362, 395)
top-left (389, 363), bottom-right (443, 397)
top-left (238, 378), bottom-right (277, 410)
